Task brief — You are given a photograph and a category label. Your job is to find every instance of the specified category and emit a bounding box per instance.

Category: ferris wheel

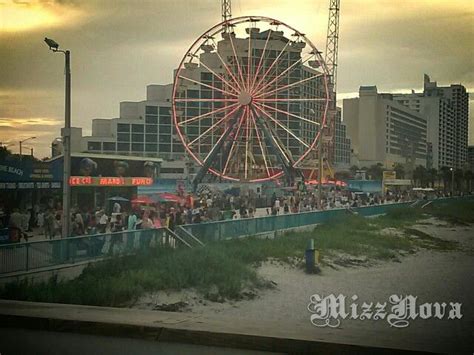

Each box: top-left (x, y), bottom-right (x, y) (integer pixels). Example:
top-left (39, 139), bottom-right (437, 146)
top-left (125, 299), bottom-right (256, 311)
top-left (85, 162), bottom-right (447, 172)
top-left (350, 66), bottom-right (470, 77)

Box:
top-left (172, 16), bottom-right (330, 183)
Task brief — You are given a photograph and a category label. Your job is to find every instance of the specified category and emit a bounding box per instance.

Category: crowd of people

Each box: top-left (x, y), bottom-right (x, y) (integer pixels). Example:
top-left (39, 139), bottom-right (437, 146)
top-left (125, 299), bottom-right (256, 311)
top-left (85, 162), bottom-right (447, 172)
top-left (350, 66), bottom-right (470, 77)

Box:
top-left (0, 187), bottom-right (466, 243)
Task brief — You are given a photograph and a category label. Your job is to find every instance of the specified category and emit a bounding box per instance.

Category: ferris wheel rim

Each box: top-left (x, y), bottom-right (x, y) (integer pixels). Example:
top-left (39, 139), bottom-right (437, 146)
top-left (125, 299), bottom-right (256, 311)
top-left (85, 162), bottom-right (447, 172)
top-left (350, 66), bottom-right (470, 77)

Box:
top-left (172, 15), bottom-right (330, 183)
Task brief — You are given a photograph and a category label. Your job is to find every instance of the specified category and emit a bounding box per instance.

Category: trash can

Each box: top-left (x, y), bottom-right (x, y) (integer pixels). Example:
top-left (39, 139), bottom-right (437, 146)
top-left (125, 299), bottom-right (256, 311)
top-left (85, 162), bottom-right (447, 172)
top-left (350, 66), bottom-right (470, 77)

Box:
top-left (305, 248), bottom-right (315, 273)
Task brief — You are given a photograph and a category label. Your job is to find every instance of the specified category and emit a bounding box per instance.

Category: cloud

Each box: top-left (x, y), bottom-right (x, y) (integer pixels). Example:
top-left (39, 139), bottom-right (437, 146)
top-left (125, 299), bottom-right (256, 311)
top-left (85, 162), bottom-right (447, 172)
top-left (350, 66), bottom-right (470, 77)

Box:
top-left (0, 0), bottom-right (472, 156)
top-left (0, 117), bottom-right (60, 127)
top-left (0, 0), bottom-right (84, 33)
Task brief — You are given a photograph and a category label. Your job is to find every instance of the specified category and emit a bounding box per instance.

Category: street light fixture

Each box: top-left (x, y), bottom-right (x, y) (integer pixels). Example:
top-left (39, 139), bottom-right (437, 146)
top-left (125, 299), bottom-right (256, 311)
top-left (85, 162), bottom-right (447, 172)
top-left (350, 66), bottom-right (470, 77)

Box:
top-left (44, 37), bottom-right (71, 239)
top-left (19, 136), bottom-right (36, 160)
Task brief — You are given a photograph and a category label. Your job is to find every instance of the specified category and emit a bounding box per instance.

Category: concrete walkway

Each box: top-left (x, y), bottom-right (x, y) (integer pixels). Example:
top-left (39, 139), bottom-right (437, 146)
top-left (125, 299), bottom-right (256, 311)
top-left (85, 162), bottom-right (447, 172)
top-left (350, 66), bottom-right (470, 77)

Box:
top-left (0, 300), bottom-right (432, 354)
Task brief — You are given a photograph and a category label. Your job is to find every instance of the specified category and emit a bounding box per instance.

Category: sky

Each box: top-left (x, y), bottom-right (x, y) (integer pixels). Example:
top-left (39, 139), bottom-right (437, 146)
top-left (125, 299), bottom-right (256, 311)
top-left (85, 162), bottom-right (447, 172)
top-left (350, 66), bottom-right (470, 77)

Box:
top-left (0, 0), bottom-right (473, 158)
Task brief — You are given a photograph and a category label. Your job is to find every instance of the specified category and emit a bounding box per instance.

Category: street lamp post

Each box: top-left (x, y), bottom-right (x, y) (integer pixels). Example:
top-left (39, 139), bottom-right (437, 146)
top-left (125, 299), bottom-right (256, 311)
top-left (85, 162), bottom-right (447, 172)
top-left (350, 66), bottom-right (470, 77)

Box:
top-left (19, 136), bottom-right (36, 160)
top-left (44, 37), bottom-right (71, 238)
top-left (450, 167), bottom-right (454, 196)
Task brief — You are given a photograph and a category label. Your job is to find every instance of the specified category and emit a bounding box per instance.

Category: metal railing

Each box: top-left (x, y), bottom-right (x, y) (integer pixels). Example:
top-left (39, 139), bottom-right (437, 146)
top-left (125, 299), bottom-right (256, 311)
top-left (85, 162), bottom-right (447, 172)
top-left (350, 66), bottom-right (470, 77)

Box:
top-left (1, 196), bottom-right (471, 276)
top-left (180, 197), bottom-right (471, 242)
top-left (0, 228), bottom-right (182, 275)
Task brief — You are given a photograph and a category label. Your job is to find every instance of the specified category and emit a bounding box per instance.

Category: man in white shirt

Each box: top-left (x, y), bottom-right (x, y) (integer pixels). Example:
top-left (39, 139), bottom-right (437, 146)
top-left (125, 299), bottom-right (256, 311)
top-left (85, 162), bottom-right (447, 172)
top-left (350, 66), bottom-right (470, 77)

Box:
top-left (274, 198), bottom-right (280, 214)
top-left (99, 211), bottom-right (108, 233)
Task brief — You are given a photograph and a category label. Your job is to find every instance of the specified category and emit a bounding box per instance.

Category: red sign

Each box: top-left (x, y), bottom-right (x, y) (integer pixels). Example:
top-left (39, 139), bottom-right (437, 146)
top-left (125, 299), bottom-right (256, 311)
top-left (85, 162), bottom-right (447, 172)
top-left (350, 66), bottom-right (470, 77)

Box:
top-left (69, 176), bottom-right (93, 186)
top-left (69, 176), bottom-right (153, 187)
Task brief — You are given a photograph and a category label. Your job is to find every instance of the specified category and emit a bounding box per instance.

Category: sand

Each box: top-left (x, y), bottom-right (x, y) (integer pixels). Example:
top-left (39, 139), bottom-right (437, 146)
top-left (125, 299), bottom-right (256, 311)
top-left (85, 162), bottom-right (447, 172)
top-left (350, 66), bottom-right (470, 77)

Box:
top-left (134, 219), bottom-right (474, 353)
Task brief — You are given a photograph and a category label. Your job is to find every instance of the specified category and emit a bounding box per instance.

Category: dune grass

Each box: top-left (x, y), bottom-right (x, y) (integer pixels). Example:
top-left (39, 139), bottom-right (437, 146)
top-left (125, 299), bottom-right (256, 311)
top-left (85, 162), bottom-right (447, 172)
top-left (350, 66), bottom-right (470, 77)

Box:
top-left (0, 199), bottom-right (470, 306)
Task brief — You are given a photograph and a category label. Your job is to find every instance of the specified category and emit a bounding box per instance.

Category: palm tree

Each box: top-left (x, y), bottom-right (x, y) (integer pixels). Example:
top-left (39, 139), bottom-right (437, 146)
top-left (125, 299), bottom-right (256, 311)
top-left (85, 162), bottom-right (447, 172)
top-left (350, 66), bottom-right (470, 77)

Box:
top-left (413, 165), bottom-right (428, 187)
top-left (439, 166), bottom-right (451, 192)
top-left (367, 163), bottom-right (383, 180)
top-left (392, 163), bottom-right (405, 179)
top-left (464, 170), bottom-right (474, 192)
top-left (349, 165), bottom-right (359, 178)
top-left (427, 168), bottom-right (437, 188)
top-left (454, 169), bottom-right (464, 192)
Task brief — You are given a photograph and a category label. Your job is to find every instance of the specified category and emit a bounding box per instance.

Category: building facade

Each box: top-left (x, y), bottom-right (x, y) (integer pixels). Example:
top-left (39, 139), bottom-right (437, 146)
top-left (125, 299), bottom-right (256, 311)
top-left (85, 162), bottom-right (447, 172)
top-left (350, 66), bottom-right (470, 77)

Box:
top-left (393, 75), bottom-right (469, 170)
top-left (334, 107), bottom-right (351, 168)
top-left (343, 86), bottom-right (428, 170)
top-left (468, 146), bottom-right (474, 172)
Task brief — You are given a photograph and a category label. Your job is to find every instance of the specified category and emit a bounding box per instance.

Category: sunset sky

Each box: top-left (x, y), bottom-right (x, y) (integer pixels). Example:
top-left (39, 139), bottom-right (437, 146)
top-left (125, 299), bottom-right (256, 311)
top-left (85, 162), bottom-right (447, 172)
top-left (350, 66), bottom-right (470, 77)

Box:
top-left (0, 0), bottom-right (473, 158)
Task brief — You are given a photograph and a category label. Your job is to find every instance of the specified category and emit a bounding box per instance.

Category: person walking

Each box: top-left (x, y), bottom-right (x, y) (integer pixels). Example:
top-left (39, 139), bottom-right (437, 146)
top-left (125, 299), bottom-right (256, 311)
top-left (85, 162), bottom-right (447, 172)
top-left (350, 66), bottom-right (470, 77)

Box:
top-left (98, 211), bottom-right (108, 234)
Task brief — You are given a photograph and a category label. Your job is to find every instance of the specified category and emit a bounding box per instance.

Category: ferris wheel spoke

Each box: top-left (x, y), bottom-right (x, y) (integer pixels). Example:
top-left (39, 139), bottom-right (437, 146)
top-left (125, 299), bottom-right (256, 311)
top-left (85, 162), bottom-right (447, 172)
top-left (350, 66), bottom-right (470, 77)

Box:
top-left (244, 108), bottom-right (249, 179)
top-left (250, 30), bottom-right (272, 90)
top-left (254, 72), bottom-right (324, 99)
top-left (223, 108), bottom-right (247, 175)
top-left (255, 102), bottom-right (321, 126)
top-left (250, 39), bottom-right (292, 94)
top-left (187, 105), bottom-right (241, 146)
top-left (228, 32), bottom-right (247, 89)
top-left (256, 98), bottom-right (328, 102)
top-left (252, 108), bottom-right (291, 165)
top-left (247, 29), bottom-right (253, 91)
top-left (178, 75), bottom-right (238, 97)
top-left (198, 60), bottom-right (241, 95)
top-left (253, 53), bottom-right (315, 97)
top-left (178, 102), bottom-right (239, 126)
top-left (210, 39), bottom-right (244, 92)
top-left (249, 109), bottom-right (271, 178)
top-left (174, 98), bottom-right (238, 102)
top-left (253, 104), bottom-right (311, 149)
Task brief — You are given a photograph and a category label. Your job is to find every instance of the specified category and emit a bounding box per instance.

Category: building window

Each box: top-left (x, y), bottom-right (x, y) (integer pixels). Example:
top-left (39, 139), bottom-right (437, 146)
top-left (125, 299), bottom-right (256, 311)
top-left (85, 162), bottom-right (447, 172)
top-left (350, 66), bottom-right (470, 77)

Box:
top-left (88, 142), bottom-right (101, 151)
top-left (132, 124), bottom-right (144, 133)
top-left (117, 133), bottom-right (130, 142)
top-left (158, 143), bottom-right (171, 152)
top-left (145, 134), bottom-right (158, 143)
top-left (173, 144), bottom-right (184, 152)
top-left (146, 125), bottom-right (158, 134)
top-left (160, 126), bottom-right (171, 134)
top-left (145, 115), bottom-right (158, 124)
top-left (132, 134), bottom-right (144, 142)
top-left (159, 107), bottom-right (171, 116)
top-left (146, 106), bottom-right (158, 114)
top-left (159, 135), bottom-right (171, 143)
top-left (117, 124), bottom-right (130, 133)
top-left (131, 143), bottom-right (144, 152)
top-left (117, 143), bottom-right (130, 152)
top-left (160, 116), bottom-right (171, 125)
top-left (145, 144), bottom-right (158, 152)
top-left (103, 142), bottom-right (116, 151)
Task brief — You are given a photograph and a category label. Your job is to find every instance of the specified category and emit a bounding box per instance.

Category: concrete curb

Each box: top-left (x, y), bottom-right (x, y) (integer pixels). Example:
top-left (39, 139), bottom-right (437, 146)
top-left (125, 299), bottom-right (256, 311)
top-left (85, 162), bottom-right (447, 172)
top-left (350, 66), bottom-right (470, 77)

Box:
top-left (0, 300), bottom-right (434, 354)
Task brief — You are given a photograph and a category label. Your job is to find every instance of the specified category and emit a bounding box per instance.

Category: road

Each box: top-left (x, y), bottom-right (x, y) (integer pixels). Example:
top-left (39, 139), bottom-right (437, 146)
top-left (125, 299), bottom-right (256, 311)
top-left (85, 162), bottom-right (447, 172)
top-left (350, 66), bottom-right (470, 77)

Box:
top-left (0, 328), bottom-right (278, 355)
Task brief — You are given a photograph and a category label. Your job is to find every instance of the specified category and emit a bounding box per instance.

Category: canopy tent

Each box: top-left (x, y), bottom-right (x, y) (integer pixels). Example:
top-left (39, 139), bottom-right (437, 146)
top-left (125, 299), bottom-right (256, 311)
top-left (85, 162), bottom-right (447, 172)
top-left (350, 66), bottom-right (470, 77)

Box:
top-left (131, 195), bottom-right (155, 205)
top-left (107, 196), bottom-right (129, 202)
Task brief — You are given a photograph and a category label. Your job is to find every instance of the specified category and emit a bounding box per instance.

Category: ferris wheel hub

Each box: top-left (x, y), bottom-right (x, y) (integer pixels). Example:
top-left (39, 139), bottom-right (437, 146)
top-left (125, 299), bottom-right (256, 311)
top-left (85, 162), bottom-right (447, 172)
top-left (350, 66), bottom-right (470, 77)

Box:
top-left (238, 91), bottom-right (252, 105)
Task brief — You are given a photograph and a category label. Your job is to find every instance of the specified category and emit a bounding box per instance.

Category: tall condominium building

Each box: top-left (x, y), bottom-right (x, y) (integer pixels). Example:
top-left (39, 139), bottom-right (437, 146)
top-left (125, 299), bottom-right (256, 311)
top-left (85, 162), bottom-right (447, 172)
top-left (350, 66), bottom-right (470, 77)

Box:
top-left (393, 75), bottom-right (469, 170)
top-left (343, 86), bottom-right (427, 170)
top-left (334, 107), bottom-right (351, 167)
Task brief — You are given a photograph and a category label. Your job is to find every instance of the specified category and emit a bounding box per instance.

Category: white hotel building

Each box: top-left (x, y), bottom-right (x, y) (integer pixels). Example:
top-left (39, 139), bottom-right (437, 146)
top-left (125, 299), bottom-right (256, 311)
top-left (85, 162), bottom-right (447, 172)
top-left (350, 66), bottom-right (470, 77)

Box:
top-left (343, 86), bottom-right (428, 170)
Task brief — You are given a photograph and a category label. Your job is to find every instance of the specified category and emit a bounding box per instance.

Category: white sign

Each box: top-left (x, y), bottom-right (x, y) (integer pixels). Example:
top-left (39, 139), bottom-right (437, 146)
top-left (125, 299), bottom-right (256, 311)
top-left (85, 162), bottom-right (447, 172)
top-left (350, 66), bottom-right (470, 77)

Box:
top-left (308, 294), bottom-right (462, 328)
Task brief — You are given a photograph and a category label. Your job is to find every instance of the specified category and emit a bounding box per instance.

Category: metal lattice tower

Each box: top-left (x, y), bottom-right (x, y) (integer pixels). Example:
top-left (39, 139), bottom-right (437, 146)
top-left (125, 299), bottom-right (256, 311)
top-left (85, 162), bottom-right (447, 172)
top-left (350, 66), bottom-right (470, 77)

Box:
top-left (320, 0), bottom-right (340, 173)
top-left (325, 0), bottom-right (340, 93)
top-left (222, 0), bottom-right (232, 23)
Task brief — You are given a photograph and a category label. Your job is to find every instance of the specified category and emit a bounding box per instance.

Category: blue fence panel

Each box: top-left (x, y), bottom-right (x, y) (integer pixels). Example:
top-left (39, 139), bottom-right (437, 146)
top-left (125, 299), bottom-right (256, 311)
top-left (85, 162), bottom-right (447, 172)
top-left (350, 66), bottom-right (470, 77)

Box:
top-left (0, 228), bottom-right (176, 275)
